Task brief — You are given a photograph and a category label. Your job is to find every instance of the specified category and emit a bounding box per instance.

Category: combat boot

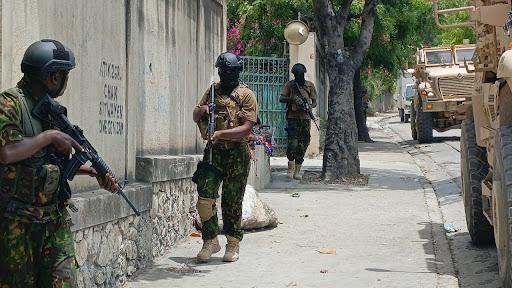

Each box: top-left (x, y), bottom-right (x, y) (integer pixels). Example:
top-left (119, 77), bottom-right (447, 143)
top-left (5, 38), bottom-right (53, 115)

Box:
top-left (293, 164), bottom-right (302, 180)
top-left (197, 237), bottom-right (221, 262)
top-left (223, 235), bottom-right (240, 262)
top-left (287, 161), bottom-right (295, 179)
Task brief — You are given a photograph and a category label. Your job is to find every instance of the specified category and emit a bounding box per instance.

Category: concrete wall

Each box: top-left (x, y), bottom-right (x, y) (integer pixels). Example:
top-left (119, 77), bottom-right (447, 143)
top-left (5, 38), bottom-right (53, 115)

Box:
top-left (129, 0), bottom-right (225, 157)
top-left (289, 33), bottom-right (323, 157)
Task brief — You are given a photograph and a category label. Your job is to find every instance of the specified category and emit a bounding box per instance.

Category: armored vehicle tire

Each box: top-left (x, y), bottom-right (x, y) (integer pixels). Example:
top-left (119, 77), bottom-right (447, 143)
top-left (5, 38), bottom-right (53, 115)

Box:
top-left (411, 104), bottom-right (417, 140)
top-left (399, 109), bottom-right (405, 122)
top-left (493, 125), bottom-right (512, 288)
top-left (461, 120), bottom-right (494, 245)
top-left (416, 102), bottom-right (433, 143)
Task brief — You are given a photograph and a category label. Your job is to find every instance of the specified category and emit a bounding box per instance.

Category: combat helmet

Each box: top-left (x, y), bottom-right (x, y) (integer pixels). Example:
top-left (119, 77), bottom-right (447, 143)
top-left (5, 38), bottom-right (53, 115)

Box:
top-left (291, 63), bottom-right (307, 74)
top-left (21, 39), bottom-right (76, 80)
top-left (215, 52), bottom-right (243, 71)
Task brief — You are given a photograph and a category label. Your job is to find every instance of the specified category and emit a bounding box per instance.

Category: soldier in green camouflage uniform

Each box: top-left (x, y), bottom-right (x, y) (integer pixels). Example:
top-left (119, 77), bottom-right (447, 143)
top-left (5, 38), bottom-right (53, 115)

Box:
top-left (193, 52), bottom-right (257, 263)
top-left (0, 40), bottom-right (118, 288)
top-left (280, 63), bottom-right (317, 180)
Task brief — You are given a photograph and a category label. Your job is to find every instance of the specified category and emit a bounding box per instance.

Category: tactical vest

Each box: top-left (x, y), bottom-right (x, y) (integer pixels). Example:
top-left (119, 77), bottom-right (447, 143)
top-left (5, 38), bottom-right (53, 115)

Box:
top-left (198, 84), bottom-right (247, 142)
top-left (0, 88), bottom-right (60, 216)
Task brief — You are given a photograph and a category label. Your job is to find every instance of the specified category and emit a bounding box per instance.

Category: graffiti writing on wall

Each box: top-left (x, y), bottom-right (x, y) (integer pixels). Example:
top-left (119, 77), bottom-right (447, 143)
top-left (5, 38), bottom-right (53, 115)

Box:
top-left (98, 61), bottom-right (124, 135)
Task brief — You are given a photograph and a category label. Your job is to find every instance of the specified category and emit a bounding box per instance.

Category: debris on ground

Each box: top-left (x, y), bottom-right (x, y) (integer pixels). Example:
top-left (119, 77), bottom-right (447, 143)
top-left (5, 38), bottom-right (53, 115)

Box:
top-left (290, 192), bottom-right (300, 198)
top-left (242, 185), bottom-right (279, 229)
top-left (300, 214), bottom-right (309, 218)
top-left (167, 265), bottom-right (203, 274)
top-left (316, 248), bottom-right (336, 255)
top-left (190, 231), bottom-right (201, 237)
top-left (444, 223), bottom-right (457, 233)
top-left (320, 269), bottom-right (329, 273)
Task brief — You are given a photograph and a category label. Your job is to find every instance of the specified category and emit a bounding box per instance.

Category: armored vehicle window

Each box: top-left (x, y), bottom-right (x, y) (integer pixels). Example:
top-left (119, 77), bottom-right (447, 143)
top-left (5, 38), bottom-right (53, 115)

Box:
top-left (425, 50), bottom-right (452, 65)
top-left (456, 48), bottom-right (475, 63)
top-left (405, 85), bottom-right (415, 100)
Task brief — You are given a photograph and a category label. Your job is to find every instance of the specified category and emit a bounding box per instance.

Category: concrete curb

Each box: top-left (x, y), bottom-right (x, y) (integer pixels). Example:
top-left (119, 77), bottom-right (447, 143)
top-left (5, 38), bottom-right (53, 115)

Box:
top-left (372, 117), bottom-right (460, 287)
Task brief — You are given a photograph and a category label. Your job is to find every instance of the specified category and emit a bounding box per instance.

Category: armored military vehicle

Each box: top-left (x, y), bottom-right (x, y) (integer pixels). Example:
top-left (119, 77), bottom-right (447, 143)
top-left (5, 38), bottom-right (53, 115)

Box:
top-left (434, 1), bottom-right (512, 286)
top-left (411, 44), bottom-right (475, 143)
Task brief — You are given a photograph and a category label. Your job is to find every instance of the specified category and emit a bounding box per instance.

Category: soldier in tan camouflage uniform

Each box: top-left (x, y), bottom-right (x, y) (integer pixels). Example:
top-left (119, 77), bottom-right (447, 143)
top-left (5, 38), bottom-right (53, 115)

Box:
top-left (280, 63), bottom-right (317, 180)
top-left (193, 52), bottom-right (257, 263)
top-left (0, 39), bottom-right (118, 287)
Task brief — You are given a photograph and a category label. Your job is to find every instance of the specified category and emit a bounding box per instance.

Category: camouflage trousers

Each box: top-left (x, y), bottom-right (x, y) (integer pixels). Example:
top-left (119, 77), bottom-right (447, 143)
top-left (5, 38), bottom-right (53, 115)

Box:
top-left (286, 118), bottom-right (311, 165)
top-left (195, 142), bottom-right (250, 241)
top-left (0, 210), bottom-right (77, 288)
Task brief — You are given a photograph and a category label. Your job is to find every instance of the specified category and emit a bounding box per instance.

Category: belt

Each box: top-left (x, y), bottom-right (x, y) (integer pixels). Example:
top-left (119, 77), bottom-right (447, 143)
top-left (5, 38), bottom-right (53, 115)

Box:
top-left (214, 141), bottom-right (246, 149)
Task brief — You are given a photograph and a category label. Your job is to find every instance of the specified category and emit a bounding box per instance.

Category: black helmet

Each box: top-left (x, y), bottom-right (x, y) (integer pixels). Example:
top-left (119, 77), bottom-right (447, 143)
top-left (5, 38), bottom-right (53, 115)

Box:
top-left (291, 63), bottom-right (307, 74)
top-left (215, 52), bottom-right (243, 70)
top-left (21, 39), bottom-right (76, 80)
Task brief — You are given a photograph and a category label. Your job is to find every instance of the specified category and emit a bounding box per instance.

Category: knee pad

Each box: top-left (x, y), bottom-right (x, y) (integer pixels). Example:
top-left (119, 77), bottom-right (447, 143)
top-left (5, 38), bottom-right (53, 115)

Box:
top-left (197, 197), bottom-right (217, 222)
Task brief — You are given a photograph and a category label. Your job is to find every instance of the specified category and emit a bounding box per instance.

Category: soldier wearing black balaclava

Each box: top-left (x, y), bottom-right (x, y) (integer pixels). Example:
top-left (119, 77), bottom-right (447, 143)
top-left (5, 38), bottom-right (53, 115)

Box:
top-left (279, 63), bottom-right (317, 180)
top-left (193, 52), bottom-right (258, 263)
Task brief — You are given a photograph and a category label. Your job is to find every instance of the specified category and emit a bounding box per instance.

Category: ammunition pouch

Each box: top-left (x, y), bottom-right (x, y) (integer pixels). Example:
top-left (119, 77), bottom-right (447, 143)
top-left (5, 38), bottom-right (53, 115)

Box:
top-left (0, 160), bottom-right (61, 217)
top-left (192, 161), bottom-right (223, 184)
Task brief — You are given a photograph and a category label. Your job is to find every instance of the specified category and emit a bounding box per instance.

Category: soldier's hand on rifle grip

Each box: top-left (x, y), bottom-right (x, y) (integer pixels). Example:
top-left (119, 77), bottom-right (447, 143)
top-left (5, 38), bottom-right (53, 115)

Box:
top-left (211, 130), bottom-right (223, 144)
top-left (97, 173), bottom-right (119, 193)
top-left (47, 129), bottom-right (82, 155)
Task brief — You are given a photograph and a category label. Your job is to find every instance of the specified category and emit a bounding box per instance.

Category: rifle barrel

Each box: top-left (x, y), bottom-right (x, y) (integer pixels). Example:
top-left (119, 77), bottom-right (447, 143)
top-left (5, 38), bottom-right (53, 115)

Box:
top-left (118, 190), bottom-right (141, 216)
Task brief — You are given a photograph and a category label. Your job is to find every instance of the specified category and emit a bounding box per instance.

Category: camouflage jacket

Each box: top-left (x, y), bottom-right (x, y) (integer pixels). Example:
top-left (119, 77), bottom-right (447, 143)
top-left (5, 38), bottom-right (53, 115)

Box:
top-left (0, 78), bottom-right (61, 221)
top-left (281, 80), bottom-right (317, 120)
top-left (196, 82), bottom-right (258, 143)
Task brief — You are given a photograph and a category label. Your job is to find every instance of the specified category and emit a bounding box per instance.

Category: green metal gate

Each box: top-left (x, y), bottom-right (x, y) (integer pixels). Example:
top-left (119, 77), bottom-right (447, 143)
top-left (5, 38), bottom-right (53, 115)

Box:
top-left (240, 56), bottom-right (289, 152)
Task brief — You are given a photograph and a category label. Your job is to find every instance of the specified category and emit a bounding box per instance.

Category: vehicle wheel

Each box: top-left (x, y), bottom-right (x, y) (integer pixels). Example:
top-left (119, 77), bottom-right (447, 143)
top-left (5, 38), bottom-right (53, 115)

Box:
top-left (493, 124), bottom-right (512, 288)
top-left (416, 101), bottom-right (433, 143)
top-left (399, 109), bottom-right (404, 122)
top-left (404, 114), bottom-right (410, 123)
top-left (411, 104), bottom-right (417, 140)
top-left (461, 120), bottom-right (493, 245)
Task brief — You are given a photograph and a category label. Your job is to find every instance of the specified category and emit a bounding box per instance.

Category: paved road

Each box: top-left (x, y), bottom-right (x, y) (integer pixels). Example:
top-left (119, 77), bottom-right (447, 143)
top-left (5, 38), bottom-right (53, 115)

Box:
top-left (382, 115), bottom-right (500, 288)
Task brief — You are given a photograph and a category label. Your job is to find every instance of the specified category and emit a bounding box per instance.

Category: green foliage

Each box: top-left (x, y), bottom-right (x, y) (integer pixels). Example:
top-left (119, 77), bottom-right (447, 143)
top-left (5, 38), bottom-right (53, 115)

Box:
top-left (227, 0), bottom-right (312, 56)
top-left (227, 0), bottom-right (475, 99)
top-left (434, 0), bottom-right (475, 44)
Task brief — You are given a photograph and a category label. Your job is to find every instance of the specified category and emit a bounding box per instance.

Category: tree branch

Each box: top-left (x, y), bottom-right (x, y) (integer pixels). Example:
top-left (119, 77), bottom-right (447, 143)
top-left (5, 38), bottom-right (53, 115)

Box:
top-left (314, 0), bottom-right (336, 42)
top-left (354, 0), bottom-right (377, 66)
top-left (337, 0), bottom-right (354, 29)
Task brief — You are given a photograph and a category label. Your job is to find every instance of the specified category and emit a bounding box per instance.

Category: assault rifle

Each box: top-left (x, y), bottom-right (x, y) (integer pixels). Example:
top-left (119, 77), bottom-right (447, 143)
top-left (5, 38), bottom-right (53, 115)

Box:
top-left (192, 82), bottom-right (223, 184)
top-left (207, 82), bottom-right (216, 164)
top-left (293, 81), bottom-right (320, 131)
top-left (32, 95), bottom-right (141, 216)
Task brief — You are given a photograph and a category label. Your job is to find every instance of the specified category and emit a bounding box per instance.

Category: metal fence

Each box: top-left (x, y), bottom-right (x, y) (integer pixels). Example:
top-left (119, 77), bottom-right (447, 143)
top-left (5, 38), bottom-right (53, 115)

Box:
top-left (240, 56), bottom-right (289, 152)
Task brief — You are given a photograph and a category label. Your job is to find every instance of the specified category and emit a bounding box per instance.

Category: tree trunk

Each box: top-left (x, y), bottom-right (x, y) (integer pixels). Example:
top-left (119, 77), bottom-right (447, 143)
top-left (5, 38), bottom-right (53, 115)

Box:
top-left (353, 68), bottom-right (372, 142)
top-left (322, 54), bottom-right (360, 179)
top-left (313, 0), bottom-right (377, 180)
